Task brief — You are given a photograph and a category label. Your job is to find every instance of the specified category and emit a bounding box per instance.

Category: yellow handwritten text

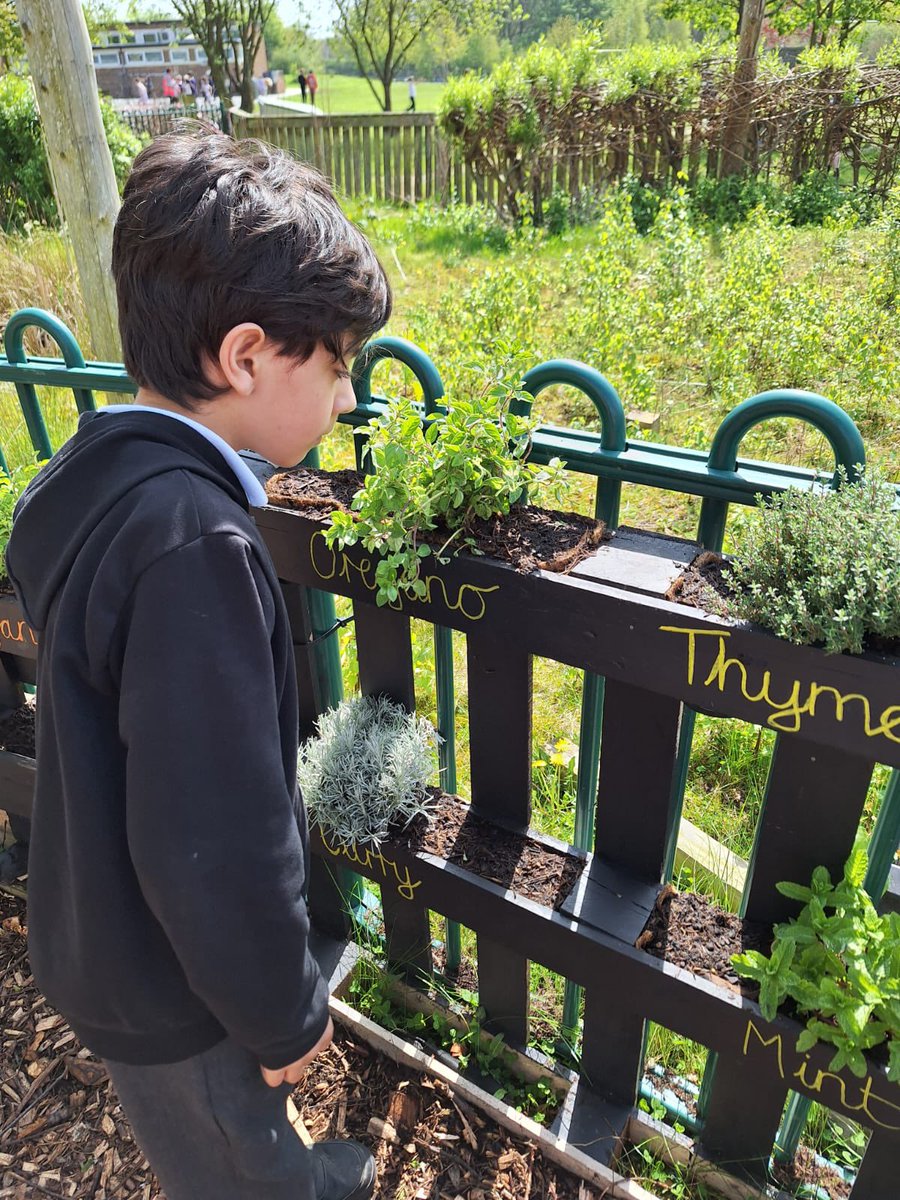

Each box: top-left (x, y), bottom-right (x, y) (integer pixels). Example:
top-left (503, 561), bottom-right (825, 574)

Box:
top-left (310, 531), bottom-right (499, 622)
top-left (660, 626), bottom-right (899, 744)
top-left (320, 832), bottom-right (423, 901)
top-left (0, 618), bottom-right (37, 647)
top-left (742, 1019), bottom-right (900, 1131)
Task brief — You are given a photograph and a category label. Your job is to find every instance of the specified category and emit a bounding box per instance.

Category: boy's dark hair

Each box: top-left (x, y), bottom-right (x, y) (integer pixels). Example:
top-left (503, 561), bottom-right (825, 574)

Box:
top-left (112, 131), bottom-right (392, 409)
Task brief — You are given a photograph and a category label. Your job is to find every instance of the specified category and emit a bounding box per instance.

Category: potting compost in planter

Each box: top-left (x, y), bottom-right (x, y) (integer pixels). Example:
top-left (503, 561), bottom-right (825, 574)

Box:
top-left (1, 316), bottom-right (899, 1200)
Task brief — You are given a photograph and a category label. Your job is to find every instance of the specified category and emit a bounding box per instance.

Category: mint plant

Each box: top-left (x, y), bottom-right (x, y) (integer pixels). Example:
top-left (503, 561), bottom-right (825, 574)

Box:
top-left (732, 842), bottom-right (900, 1082)
top-left (298, 694), bottom-right (439, 846)
top-left (325, 362), bottom-right (565, 607)
top-left (724, 467), bottom-right (900, 655)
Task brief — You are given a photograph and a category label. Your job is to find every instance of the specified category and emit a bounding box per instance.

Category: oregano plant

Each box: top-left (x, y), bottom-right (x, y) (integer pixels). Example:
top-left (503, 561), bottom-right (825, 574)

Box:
top-left (325, 362), bottom-right (565, 608)
top-left (732, 841), bottom-right (900, 1082)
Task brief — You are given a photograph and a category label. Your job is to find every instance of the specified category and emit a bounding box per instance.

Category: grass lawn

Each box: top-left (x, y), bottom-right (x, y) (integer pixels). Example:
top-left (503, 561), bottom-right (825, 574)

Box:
top-left (282, 74), bottom-right (447, 115)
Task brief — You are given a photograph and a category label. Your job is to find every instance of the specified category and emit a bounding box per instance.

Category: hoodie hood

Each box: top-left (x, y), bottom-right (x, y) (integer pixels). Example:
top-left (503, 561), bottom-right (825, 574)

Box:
top-left (5, 410), bottom-right (247, 632)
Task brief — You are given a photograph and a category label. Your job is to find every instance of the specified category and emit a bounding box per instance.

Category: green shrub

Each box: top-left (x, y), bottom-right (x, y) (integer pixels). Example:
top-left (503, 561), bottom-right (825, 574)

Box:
top-left (297, 695), bottom-right (439, 845)
top-left (0, 74), bottom-right (143, 232)
top-left (784, 170), bottom-right (846, 228)
top-left (0, 462), bottom-right (43, 575)
top-left (732, 841), bottom-right (900, 1083)
top-left (724, 468), bottom-right (900, 655)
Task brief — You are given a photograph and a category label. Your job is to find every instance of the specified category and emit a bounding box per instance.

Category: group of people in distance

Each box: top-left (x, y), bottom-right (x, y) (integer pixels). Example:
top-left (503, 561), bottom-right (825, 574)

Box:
top-left (133, 69), bottom-right (215, 105)
top-left (295, 70), bottom-right (418, 111)
top-left (296, 68), bottom-right (319, 105)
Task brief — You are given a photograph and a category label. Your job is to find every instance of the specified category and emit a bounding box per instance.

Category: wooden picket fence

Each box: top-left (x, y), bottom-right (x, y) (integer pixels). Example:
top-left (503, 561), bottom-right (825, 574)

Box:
top-left (229, 109), bottom-right (650, 207)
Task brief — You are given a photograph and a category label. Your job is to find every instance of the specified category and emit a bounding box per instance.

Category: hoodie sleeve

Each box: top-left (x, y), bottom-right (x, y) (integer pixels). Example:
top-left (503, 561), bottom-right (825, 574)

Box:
top-left (117, 531), bottom-right (330, 1069)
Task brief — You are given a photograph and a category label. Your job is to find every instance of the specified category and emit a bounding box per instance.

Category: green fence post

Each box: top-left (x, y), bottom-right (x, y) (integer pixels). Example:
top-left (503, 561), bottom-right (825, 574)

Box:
top-left (4, 309), bottom-right (99, 460)
top-left (693, 391), bottom-right (869, 1160)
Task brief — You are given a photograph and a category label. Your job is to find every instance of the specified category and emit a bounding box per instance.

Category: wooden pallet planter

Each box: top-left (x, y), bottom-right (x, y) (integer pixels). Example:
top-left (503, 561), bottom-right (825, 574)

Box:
top-left (256, 495), bottom-right (900, 1196)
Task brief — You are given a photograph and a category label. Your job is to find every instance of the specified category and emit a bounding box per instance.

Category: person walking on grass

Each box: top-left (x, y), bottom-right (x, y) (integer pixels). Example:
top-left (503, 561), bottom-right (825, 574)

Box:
top-left (307, 69), bottom-right (318, 106)
top-left (5, 131), bottom-right (391, 1200)
top-left (407, 76), bottom-right (417, 112)
top-left (297, 68), bottom-right (308, 103)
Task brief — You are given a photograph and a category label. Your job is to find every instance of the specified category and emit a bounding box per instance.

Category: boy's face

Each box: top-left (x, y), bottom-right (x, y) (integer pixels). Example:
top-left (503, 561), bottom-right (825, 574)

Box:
top-left (239, 339), bottom-right (357, 468)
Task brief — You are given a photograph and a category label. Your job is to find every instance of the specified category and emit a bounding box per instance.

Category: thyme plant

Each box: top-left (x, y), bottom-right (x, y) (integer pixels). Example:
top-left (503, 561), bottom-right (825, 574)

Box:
top-left (325, 362), bottom-right (565, 608)
top-left (724, 467), bottom-right (900, 655)
top-left (732, 842), bottom-right (900, 1082)
top-left (297, 695), bottom-right (439, 846)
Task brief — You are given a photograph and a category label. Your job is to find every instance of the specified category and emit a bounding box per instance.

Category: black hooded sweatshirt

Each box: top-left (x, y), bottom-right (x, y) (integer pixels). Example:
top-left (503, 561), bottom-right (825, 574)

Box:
top-left (5, 410), bottom-right (330, 1067)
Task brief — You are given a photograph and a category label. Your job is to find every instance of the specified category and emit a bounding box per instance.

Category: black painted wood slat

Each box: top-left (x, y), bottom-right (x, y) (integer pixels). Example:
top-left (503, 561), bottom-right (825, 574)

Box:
top-left (354, 598), bottom-right (433, 980)
top-left (698, 1054), bottom-right (790, 1185)
top-left (849, 1129), bottom-right (895, 1199)
top-left (699, 739), bottom-right (875, 1178)
top-left (594, 679), bottom-right (683, 881)
top-left (465, 629), bottom-right (532, 1041)
top-left (583, 680), bottom-right (681, 1114)
top-left (743, 738), bottom-right (875, 928)
top-left (466, 630), bottom-right (532, 828)
top-left (579, 986), bottom-right (644, 1109)
top-left (475, 937), bottom-right (529, 1044)
top-left (280, 583), bottom-right (353, 939)
top-left (279, 583), bottom-right (324, 742)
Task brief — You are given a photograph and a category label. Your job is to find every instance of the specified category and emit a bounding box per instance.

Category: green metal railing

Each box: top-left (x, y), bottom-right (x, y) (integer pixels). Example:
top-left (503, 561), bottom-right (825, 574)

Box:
top-left (2, 309), bottom-right (898, 1167)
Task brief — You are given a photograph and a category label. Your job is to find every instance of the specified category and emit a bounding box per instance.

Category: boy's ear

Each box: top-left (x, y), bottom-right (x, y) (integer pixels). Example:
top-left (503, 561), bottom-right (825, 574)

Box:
top-left (215, 324), bottom-right (268, 395)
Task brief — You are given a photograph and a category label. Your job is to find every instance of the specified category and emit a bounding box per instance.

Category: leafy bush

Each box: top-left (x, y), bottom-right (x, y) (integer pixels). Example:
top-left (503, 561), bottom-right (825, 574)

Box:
top-left (0, 462), bottom-right (43, 576)
top-left (689, 174), bottom-right (780, 227)
top-left (0, 74), bottom-right (143, 232)
top-left (732, 841), bottom-right (900, 1082)
top-left (784, 170), bottom-right (846, 228)
top-left (724, 468), bottom-right (900, 655)
top-left (297, 695), bottom-right (439, 845)
top-left (326, 362), bottom-right (565, 607)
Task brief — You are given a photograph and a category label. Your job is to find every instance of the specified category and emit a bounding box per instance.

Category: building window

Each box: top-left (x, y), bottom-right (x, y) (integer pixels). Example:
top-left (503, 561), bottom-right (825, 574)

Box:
top-left (141, 31), bottom-right (159, 44)
top-left (170, 48), bottom-right (189, 62)
top-left (93, 52), bottom-right (120, 66)
top-left (195, 48), bottom-right (208, 63)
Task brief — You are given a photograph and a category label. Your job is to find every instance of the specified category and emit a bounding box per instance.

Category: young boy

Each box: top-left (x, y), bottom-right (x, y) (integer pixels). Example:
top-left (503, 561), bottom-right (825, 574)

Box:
top-left (6, 132), bottom-right (392, 1200)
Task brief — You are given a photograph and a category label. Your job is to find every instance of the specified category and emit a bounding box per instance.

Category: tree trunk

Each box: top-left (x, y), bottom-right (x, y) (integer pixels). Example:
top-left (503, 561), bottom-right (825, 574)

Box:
top-left (382, 73), bottom-right (393, 112)
top-left (210, 64), bottom-right (232, 133)
top-left (718, 0), bottom-right (766, 179)
top-left (15, 0), bottom-right (121, 361)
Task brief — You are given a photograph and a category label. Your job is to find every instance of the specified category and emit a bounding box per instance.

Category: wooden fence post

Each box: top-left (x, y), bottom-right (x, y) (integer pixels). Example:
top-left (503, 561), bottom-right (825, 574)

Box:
top-left (15, 0), bottom-right (121, 362)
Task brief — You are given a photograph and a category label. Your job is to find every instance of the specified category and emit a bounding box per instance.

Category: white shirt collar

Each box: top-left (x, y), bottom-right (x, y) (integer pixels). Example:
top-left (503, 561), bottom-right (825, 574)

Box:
top-left (102, 405), bottom-right (268, 508)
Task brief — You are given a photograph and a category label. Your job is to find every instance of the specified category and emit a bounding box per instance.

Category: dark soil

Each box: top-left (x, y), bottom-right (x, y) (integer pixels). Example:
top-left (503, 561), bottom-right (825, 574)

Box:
top-left (0, 889), bottom-right (606, 1200)
top-left (0, 701), bottom-right (35, 758)
top-left (635, 885), bottom-right (771, 997)
top-left (0, 578), bottom-right (14, 597)
top-left (266, 466), bottom-right (606, 575)
top-left (391, 791), bottom-right (583, 912)
top-left (665, 550), bottom-right (733, 612)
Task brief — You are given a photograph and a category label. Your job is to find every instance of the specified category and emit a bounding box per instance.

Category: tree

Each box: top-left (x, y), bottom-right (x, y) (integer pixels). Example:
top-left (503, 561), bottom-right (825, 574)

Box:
top-left (170, 0), bottom-right (276, 117)
top-left (502, 0), bottom-right (610, 45)
top-left (719, 0), bottom-right (767, 175)
top-left (263, 8), bottom-right (308, 73)
top-left (14, 0), bottom-right (121, 358)
top-left (0, 0), bottom-right (24, 70)
top-left (334, 0), bottom-right (510, 111)
top-left (663, 0), bottom-right (900, 42)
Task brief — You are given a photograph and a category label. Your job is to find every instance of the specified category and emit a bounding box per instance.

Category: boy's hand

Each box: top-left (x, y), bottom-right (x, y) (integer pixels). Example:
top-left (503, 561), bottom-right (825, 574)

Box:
top-left (260, 1016), bottom-right (334, 1088)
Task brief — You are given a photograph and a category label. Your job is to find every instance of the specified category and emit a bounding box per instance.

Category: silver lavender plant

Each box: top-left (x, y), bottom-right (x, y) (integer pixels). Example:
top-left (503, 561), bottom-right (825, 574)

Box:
top-left (298, 694), bottom-right (440, 846)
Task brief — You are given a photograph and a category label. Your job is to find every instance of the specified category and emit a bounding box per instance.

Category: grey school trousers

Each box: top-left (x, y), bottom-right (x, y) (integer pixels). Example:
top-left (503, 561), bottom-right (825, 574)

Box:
top-left (105, 1036), bottom-right (317, 1200)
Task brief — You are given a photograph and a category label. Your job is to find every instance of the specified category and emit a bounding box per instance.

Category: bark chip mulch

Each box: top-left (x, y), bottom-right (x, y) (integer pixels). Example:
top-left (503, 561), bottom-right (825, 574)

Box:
top-left (635, 885), bottom-right (772, 996)
top-left (0, 700), bottom-right (36, 758)
top-left (0, 889), bottom-right (609, 1199)
top-left (391, 791), bottom-right (583, 912)
top-left (266, 466), bottom-right (606, 575)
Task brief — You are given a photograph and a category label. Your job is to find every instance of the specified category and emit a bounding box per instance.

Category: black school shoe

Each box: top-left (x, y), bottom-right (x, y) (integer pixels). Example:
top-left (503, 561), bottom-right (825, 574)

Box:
top-left (311, 1140), bottom-right (377, 1200)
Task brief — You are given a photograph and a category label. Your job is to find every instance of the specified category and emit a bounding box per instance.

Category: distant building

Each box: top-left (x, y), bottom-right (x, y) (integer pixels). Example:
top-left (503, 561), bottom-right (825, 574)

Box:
top-left (91, 19), bottom-right (267, 100)
top-left (761, 20), bottom-right (812, 67)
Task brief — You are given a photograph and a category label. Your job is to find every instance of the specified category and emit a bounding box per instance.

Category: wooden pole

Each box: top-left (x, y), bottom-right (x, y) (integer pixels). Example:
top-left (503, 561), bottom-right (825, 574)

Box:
top-left (718, 0), bottom-right (767, 178)
top-left (15, 0), bottom-right (121, 360)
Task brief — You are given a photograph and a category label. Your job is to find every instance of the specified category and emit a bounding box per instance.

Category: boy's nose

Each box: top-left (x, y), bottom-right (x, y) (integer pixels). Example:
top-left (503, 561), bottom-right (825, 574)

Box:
top-left (335, 379), bottom-right (356, 415)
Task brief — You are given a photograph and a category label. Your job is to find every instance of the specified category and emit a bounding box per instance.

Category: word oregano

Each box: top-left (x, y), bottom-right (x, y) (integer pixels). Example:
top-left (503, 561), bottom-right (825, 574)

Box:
top-left (732, 843), bottom-right (900, 1082)
top-left (325, 365), bottom-right (565, 608)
